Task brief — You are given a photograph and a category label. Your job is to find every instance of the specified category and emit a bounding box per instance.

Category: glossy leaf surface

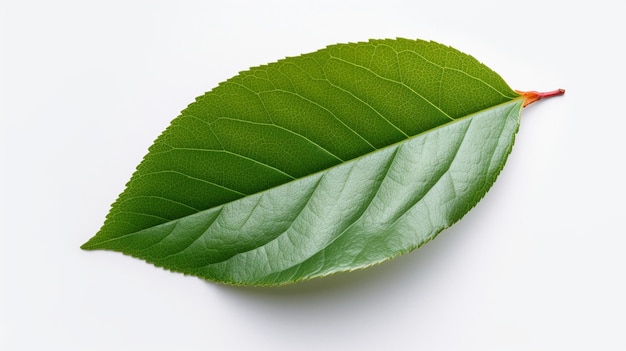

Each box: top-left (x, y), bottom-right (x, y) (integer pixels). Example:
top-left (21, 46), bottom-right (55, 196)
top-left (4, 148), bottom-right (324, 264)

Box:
top-left (83, 38), bottom-right (533, 285)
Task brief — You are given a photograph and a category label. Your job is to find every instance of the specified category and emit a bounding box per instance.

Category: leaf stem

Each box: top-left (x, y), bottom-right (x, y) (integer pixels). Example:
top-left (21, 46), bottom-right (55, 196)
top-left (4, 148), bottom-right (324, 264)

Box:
top-left (515, 88), bottom-right (565, 107)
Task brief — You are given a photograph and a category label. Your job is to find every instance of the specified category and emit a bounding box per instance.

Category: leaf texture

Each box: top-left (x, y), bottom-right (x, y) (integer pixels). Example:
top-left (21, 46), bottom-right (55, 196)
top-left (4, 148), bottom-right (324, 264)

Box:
top-left (82, 38), bottom-right (528, 285)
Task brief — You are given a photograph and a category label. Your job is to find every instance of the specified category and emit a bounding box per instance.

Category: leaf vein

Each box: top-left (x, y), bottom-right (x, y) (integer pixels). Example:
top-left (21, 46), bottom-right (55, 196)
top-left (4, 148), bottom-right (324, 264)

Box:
top-left (137, 170), bottom-right (247, 196)
top-left (327, 55), bottom-right (454, 121)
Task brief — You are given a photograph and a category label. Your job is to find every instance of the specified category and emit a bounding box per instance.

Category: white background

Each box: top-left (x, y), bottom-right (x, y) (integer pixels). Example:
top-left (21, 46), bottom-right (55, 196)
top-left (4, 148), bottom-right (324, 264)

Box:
top-left (2, 0), bottom-right (624, 350)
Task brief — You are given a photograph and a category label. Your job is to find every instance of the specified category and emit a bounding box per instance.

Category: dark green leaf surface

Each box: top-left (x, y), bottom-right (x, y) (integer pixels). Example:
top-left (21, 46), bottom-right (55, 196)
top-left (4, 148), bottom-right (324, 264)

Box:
top-left (82, 38), bottom-right (526, 285)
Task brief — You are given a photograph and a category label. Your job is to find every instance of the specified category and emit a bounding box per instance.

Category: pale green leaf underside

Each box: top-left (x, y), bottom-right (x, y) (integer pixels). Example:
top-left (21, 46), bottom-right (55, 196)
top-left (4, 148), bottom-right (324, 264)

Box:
top-left (82, 38), bottom-right (523, 285)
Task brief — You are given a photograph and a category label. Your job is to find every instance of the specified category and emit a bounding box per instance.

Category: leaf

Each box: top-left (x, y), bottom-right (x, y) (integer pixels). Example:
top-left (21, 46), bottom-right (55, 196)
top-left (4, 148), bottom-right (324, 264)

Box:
top-left (82, 38), bottom-right (563, 286)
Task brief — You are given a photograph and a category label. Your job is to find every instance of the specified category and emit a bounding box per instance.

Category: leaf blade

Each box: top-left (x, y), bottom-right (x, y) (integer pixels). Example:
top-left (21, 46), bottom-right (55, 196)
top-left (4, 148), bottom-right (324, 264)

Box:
top-left (83, 38), bottom-right (529, 285)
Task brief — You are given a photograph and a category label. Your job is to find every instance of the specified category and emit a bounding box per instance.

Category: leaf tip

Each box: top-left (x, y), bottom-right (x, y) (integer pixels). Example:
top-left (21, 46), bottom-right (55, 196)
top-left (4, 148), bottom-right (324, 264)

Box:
top-left (516, 88), bottom-right (565, 107)
top-left (80, 237), bottom-right (100, 251)
top-left (80, 242), bottom-right (92, 250)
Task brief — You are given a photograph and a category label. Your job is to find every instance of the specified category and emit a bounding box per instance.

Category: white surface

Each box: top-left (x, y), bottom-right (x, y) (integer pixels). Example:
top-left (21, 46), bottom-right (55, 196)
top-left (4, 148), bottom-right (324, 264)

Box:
top-left (1, 1), bottom-right (624, 350)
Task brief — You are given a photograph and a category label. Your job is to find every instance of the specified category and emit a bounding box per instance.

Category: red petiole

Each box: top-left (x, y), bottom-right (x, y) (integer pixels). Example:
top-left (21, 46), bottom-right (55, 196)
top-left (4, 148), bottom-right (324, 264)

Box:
top-left (515, 89), bottom-right (566, 107)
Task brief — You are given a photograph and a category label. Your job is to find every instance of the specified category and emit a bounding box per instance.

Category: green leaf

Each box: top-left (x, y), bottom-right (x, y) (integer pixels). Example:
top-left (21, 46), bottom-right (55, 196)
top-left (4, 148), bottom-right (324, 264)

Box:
top-left (82, 38), bottom-right (561, 286)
